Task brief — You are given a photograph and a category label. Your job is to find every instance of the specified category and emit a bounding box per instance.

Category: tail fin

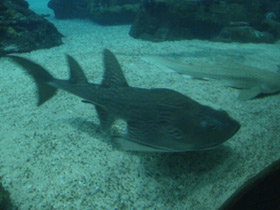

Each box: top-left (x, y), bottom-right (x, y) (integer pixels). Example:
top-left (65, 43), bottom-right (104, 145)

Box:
top-left (7, 55), bottom-right (57, 106)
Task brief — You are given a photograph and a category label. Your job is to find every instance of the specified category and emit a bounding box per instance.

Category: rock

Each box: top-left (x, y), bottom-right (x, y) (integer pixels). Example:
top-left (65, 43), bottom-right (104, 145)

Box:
top-left (0, 0), bottom-right (63, 55)
top-left (130, 0), bottom-right (226, 42)
top-left (214, 26), bottom-right (275, 43)
top-left (48, 0), bottom-right (89, 19)
top-left (219, 158), bottom-right (280, 210)
top-left (264, 12), bottom-right (280, 37)
top-left (87, 0), bottom-right (141, 25)
top-left (0, 182), bottom-right (14, 210)
top-left (48, 0), bottom-right (141, 25)
top-left (129, 0), bottom-right (280, 43)
top-left (260, 0), bottom-right (280, 21)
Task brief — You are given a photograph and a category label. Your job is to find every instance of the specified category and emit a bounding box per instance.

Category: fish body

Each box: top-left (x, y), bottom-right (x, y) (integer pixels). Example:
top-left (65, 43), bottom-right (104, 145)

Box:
top-left (7, 49), bottom-right (240, 152)
top-left (144, 56), bottom-right (280, 100)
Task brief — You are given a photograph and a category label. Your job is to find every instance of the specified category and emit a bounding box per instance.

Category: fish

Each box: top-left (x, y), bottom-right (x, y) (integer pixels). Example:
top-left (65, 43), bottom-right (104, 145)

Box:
top-left (7, 49), bottom-right (240, 152)
top-left (143, 56), bottom-right (280, 100)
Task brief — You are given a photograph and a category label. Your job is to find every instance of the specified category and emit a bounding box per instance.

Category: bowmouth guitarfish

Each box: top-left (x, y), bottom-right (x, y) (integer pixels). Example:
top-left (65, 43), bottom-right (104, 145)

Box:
top-left (7, 49), bottom-right (240, 152)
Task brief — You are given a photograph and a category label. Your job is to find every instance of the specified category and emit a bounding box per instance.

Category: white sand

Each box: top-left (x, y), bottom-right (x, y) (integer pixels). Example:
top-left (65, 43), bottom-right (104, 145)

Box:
top-left (0, 2), bottom-right (280, 210)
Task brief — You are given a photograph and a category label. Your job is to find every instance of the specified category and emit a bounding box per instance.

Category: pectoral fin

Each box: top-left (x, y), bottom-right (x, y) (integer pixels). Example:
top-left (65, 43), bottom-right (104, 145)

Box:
top-left (112, 119), bottom-right (175, 152)
top-left (112, 136), bottom-right (175, 152)
top-left (238, 87), bottom-right (261, 100)
top-left (112, 120), bottom-right (188, 152)
top-left (82, 100), bottom-right (115, 132)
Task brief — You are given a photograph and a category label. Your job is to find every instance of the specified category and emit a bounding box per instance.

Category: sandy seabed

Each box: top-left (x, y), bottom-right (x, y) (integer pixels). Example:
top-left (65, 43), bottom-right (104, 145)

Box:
top-left (0, 2), bottom-right (280, 210)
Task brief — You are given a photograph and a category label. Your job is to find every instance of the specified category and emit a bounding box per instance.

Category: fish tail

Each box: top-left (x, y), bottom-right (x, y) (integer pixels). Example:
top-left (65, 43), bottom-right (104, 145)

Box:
top-left (7, 55), bottom-right (57, 106)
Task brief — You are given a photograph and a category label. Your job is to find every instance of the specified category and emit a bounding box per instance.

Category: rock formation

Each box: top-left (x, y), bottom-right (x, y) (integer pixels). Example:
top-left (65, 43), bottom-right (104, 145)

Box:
top-left (0, 0), bottom-right (63, 55)
top-left (48, 0), bottom-right (141, 25)
top-left (129, 0), bottom-right (280, 43)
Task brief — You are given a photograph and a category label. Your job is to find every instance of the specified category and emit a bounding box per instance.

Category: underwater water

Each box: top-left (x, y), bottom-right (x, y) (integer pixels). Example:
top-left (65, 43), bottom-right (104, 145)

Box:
top-left (0, 0), bottom-right (279, 209)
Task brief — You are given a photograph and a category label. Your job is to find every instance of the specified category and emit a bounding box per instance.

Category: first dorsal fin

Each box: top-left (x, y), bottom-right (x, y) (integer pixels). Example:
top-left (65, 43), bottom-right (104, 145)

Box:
top-left (66, 55), bottom-right (88, 84)
top-left (102, 49), bottom-right (128, 88)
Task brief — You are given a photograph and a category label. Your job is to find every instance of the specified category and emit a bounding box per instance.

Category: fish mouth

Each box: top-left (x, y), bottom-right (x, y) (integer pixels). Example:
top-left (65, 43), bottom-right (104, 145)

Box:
top-left (216, 121), bottom-right (241, 148)
top-left (218, 120), bottom-right (241, 145)
top-left (198, 121), bottom-right (241, 151)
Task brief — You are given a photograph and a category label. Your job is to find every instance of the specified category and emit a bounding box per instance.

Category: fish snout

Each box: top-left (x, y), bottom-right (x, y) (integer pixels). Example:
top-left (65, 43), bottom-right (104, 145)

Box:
top-left (192, 109), bottom-right (241, 150)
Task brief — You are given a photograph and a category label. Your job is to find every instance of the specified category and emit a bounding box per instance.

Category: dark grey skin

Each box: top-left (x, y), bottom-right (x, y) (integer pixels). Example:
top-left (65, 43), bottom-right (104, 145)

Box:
top-left (7, 49), bottom-right (240, 152)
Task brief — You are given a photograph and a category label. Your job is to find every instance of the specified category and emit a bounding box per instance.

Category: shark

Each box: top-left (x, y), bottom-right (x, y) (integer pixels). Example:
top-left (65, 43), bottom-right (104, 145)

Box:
top-left (7, 49), bottom-right (240, 152)
top-left (143, 56), bottom-right (280, 100)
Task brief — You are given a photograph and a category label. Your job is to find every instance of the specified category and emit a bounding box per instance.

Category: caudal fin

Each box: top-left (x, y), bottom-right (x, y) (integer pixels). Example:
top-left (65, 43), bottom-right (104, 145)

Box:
top-left (7, 55), bottom-right (57, 106)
